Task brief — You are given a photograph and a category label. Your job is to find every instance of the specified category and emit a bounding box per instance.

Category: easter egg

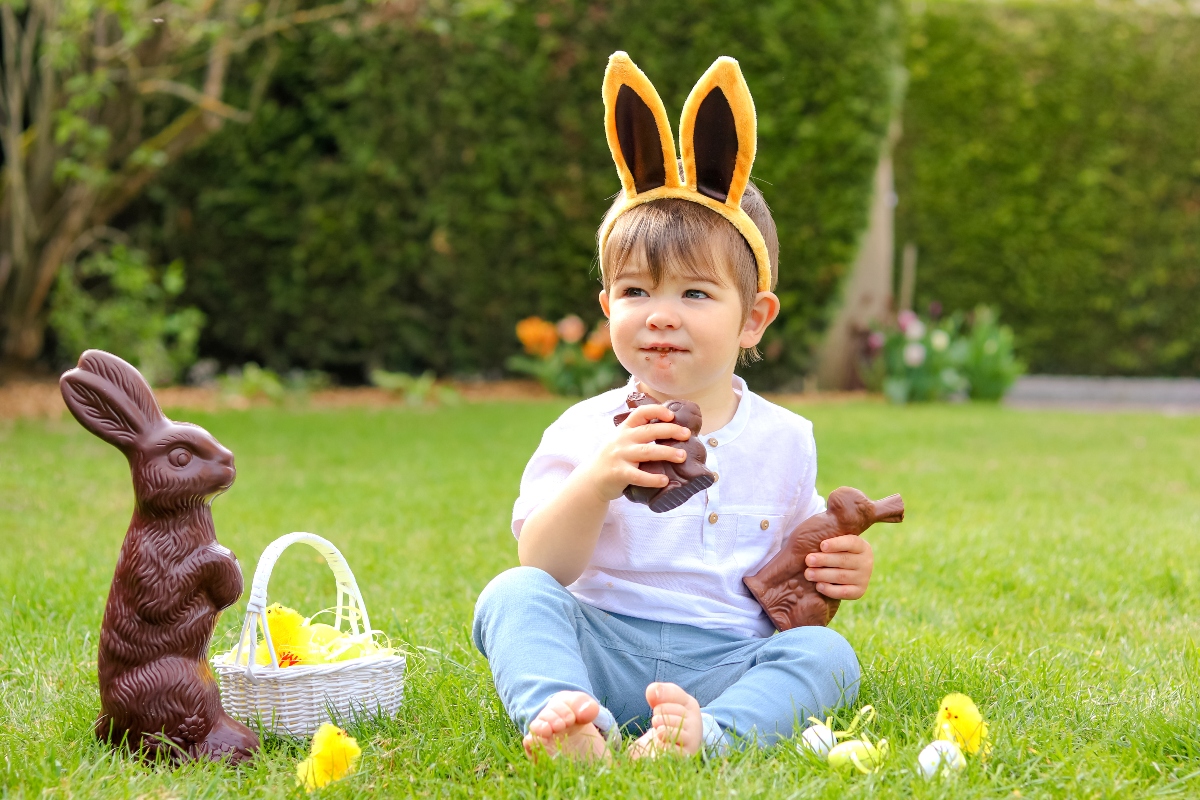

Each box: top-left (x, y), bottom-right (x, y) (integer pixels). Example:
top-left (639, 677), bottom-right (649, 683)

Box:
top-left (917, 739), bottom-right (966, 779)
top-left (799, 723), bottom-right (837, 757)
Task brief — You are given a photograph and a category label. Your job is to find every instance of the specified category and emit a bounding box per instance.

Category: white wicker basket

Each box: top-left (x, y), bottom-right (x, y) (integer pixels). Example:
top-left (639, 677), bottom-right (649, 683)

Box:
top-left (212, 532), bottom-right (406, 736)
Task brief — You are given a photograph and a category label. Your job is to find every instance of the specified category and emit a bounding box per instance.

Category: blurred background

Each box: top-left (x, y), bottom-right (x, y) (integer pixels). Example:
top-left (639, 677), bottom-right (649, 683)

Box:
top-left (1, 0), bottom-right (1197, 399)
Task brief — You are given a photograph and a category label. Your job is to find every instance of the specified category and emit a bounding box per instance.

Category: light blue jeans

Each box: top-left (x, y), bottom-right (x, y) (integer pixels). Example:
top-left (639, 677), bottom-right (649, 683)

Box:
top-left (472, 566), bottom-right (861, 750)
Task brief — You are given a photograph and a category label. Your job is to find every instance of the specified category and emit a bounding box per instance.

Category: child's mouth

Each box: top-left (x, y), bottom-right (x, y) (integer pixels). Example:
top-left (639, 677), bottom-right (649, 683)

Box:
top-left (641, 346), bottom-right (686, 356)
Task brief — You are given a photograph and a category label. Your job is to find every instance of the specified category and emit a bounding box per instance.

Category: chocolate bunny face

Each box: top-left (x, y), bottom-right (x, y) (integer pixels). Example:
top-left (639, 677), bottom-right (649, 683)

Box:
top-left (61, 351), bottom-right (235, 515)
top-left (664, 399), bottom-right (703, 436)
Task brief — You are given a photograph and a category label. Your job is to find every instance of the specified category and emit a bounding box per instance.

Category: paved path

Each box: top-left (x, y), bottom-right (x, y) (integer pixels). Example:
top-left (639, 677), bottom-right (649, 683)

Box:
top-left (1005, 375), bottom-right (1200, 413)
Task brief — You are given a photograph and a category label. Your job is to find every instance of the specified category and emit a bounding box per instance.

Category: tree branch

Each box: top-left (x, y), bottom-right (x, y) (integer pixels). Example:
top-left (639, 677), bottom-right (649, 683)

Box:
top-left (136, 79), bottom-right (252, 123)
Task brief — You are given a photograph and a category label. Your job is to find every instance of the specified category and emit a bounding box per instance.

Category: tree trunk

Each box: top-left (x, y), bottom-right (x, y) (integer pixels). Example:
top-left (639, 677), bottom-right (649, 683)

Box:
top-left (815, 120), bottom-right (902, 391)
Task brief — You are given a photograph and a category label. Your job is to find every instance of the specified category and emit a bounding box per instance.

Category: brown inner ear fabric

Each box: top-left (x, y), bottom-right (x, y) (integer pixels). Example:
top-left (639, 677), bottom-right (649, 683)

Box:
top-left (692, 88), bottom-right (738, 202)
top-left (615, 85), bottom-right (667, 193)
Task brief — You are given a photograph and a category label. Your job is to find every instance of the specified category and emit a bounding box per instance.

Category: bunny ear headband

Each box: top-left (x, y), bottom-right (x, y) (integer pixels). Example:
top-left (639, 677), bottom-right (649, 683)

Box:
top-left (598, 51), bottom-right (772, 293)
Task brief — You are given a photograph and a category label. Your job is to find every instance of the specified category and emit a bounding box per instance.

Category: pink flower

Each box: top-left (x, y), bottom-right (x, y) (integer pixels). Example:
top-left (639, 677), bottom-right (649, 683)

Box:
top-left (557, 315), bottom-right (586, 344)
top-left (867, 331), bottom-right (886, 352)
top-left (897, 309), bottom-right (918, 333)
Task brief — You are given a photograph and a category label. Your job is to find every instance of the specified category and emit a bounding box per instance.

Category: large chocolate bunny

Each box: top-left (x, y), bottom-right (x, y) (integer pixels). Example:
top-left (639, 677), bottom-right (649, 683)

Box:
top-left (744, 487), bottom-right (904, 630)
top-left (60, 350), bottom-right (259, 764)
top-left (613, 391), bottom-right (716, 512)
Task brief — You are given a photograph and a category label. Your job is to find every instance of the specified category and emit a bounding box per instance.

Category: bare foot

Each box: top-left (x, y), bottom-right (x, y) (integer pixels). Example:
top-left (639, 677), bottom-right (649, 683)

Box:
top-left (522, 691), bottom-right (611, 762)
top-left (627, 682), bottom-right (703, 758)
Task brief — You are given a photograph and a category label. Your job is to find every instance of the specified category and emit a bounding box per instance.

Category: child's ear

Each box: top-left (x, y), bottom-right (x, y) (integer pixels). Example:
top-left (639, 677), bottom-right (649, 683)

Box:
top-left (598, 289), bottom-right (612, 318)
top-left (739, 291), bottom-right (780, 349)
top-left (603, 52), bottom-right (680, 198)
top-left (679, 57), bottom-right (756, 207)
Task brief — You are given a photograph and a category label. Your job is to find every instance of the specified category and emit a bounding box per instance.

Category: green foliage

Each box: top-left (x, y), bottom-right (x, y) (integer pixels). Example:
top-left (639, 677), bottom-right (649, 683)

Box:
top-left (863, 306), bottom-right (1023, 403)
top-left (3, 403), bottom-right (1200, 796)
top-left (506, 348), bottom-right (621, 398)
top-left (896, 0), bottom-right (1200, 376)
top-left (370, 369), bottom-right (461, 407)
top-left (218, 362), bottom-right (331, 404)
top-left (48, 244), bottom-right (205, 386)
top-left (135, 0), bottom-right (902, 387)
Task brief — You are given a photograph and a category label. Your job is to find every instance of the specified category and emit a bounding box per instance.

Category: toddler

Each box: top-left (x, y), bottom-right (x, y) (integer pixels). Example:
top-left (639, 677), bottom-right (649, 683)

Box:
top-left (472, 53), bottom-right (873, 760)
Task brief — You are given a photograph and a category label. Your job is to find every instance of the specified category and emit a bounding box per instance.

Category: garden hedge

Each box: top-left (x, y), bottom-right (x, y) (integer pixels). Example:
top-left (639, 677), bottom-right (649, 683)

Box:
top-left (896, 0), bottom-right (1200, 376)
top-left (130, 0), bottom-right (902, 385)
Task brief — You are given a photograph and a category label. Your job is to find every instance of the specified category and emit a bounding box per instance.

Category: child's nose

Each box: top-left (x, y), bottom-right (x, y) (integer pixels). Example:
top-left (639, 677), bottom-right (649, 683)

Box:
top-left (646, 304), bottom-right (681, 329)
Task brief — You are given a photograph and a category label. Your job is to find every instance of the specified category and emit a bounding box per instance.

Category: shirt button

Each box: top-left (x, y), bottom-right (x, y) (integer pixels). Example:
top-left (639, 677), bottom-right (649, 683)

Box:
top-left (760, 519), bottom-right (770, 530)
top-left (712, 472), bottom-right (719, 482)
top-left (708, 512), bottom-right (719, 524)
top-left (707, 437), bottom-right (719, 447)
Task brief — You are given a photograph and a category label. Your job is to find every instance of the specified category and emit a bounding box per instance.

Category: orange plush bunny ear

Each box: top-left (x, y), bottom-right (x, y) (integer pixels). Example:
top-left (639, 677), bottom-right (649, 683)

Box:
top-left (598, 53), bottom-right (772, 293)
top-left (680, 56), bottom-right (757, 207)
top-left (603, 52), bottom-right (680, 197)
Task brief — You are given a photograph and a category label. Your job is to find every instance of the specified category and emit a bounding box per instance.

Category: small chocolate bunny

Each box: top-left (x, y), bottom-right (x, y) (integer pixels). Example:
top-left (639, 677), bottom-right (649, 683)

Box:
top-left (613, 391), bottom-right (716, 512)
top-left (743, 487), bottom-right (904, 630)
top-left (60, 350), bottom-right (259, 764)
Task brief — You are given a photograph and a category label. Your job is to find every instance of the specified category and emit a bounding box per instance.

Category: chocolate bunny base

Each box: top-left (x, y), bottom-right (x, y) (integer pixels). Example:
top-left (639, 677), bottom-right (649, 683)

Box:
top-left (61, 350), bottom-right (259, 764)
top-left (744, 487), bottom-right (904, 631)
top-left (613, 392), bottom-right (716, 513)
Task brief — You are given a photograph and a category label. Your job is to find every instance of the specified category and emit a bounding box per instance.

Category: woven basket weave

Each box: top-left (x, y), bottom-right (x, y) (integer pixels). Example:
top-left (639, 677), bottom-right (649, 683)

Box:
top-left (212, 532), bottom-right (406, 736)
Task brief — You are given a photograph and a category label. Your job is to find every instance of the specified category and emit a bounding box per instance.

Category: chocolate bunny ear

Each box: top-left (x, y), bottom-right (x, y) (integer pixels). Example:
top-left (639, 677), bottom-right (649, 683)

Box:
top-left (603, 52), bottom-right (680, 197)
top-left (60, 350), bottom-right (164, 451)
top-left (680, 57), bottom-right (756, 207)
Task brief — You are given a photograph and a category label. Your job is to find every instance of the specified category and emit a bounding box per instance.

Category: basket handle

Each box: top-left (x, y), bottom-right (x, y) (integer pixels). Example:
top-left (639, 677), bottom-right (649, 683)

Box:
top-left (232, 532), bottom-right (373, 679)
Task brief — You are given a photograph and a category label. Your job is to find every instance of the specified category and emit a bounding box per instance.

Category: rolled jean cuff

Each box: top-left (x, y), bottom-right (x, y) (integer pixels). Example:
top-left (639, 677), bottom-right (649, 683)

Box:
top-left (701, 712), bottom-right (731, 757)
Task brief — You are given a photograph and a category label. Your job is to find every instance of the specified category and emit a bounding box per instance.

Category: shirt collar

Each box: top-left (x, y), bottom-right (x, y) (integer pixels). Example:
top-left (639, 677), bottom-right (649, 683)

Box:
top-left (618, 375), bottom-right (754, 447)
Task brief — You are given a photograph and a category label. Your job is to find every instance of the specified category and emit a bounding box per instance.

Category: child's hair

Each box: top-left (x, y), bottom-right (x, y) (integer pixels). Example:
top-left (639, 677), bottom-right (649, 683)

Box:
top-left (598, 176), bottom-right (779, 361)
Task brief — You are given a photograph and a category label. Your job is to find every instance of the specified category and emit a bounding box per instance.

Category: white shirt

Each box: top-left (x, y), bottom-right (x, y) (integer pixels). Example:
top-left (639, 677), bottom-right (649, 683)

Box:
top-left (512, 376), bottom-right (825, 638)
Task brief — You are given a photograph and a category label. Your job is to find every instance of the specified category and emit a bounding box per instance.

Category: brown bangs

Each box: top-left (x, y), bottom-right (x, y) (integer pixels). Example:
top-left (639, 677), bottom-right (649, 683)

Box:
top-left (603, 199), bottom-right (758, 317)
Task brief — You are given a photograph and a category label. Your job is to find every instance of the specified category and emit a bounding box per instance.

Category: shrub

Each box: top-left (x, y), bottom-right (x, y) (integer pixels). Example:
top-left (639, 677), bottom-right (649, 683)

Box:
top-left (49, 245), bottom-right (205, 386)
top-left (896, 0), bottom-right (1200, 376)
top-left (132, 0), bottom-right (903, 387)
top-left (863, 305), bottom-right (1023, 403)
top-left (506, 315), bottom-right (622, 397)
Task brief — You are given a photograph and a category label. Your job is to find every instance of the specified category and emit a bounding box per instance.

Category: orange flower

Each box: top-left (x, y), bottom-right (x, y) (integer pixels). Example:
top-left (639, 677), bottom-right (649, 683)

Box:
top-left (516, 316), bottom-right (559, 357)
top-left (582, 324), bottom-right (612, 362)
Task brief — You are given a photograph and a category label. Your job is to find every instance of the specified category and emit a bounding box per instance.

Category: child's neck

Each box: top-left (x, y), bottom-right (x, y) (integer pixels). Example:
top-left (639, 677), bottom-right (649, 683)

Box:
top-left (635, 372), bottom-right (741, 435)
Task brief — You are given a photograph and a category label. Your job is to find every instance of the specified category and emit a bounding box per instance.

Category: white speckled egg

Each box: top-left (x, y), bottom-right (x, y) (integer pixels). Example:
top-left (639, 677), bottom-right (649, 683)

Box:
top-left (799, 723), bottom-right (837, 757)
top-left (918, 739), bottom-right (966, 779)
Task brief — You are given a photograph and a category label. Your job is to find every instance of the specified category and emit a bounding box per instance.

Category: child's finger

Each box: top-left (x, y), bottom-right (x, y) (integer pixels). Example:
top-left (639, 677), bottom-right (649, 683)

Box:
top-left (624, 467), bottom-right (672, 488)
top-left (626, 442), bottom-right (688, 465)
top-left (820, 534), bottom-right (867, 553)
top-left (815, 581), bottom-right (865, 600)
top-left (804, 567), bottom-right (858, 585)
top-left (626, 421), bottom-right (691, 442)
top-left (620, 404), bottom-right (674, 427)
top-left (805, 551), bottom-right (859, 569)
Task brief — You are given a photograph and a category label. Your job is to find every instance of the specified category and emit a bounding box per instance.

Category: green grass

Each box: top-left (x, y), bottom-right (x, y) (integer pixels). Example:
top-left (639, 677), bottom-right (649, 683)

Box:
top-left (1, 400), bottom-right (1198, 798)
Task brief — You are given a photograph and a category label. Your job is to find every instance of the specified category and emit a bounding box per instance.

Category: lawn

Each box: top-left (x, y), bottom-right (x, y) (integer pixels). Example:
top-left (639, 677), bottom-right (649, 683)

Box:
top-left (1, 398), bottom-right (1198, 798)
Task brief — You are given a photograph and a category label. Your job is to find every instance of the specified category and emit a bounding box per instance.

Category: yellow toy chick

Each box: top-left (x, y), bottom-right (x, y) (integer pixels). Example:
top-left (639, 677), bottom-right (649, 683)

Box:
top-left (296, 723), bottom-right (362, 790)
top-left (934, 693), bottom-right (990, 756)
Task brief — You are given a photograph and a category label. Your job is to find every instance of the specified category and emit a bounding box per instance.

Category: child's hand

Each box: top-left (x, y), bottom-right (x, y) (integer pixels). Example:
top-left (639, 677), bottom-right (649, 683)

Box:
top-left (582, 404), bottom-right (691, 503)
top-left (804, 535), bottom-right (874, 600)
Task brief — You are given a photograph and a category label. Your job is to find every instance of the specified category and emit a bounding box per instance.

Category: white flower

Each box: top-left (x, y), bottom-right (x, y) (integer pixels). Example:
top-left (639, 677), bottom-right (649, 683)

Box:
top-left (930, 330), bottom-right (950, 352)
top-left (903, 342), bottom-right (926, 367)
top-left (905, 319), bottom-right (926, 341)
top-left (918, 740), bottom-right (966, 779)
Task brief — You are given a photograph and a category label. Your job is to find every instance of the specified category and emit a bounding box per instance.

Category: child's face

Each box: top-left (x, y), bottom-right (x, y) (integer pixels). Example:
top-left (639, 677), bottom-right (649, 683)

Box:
top-left (599, 252), bottom-right (777, 400)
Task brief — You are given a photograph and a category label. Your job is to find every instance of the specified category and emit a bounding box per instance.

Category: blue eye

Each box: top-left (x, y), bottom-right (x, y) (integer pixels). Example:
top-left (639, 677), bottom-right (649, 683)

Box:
top-left (623, 287), bottom-right (648, 297)
top-left (684, 289), bottom-right (709, 300)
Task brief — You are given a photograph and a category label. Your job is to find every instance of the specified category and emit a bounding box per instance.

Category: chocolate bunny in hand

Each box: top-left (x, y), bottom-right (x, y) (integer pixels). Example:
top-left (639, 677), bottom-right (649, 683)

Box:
top-left (60, 350), bottom-right (259, 764)
top-left (614, 391), bottom-right (716, 512)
